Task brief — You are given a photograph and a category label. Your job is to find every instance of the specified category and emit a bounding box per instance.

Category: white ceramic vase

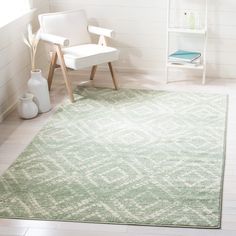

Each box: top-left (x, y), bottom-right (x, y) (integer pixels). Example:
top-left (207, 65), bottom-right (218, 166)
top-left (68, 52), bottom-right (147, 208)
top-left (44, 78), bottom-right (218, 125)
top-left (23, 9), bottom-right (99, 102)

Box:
top-left (18, 93), bottom-right (38, 119)
top-left (28, 69), bottom-right (51, 113)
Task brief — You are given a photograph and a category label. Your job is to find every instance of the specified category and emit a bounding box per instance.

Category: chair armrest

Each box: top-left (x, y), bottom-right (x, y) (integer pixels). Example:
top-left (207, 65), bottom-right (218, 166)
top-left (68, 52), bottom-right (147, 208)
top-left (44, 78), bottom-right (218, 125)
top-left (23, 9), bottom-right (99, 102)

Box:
top-left (88, 25), bottom-right (115, 38)
top-left (40, 33), bottom-right (70, 46)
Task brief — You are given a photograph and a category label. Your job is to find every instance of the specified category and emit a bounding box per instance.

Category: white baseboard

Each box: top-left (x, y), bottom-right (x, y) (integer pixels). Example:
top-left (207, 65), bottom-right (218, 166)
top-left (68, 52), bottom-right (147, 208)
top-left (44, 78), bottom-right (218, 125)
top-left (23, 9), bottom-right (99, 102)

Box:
top-left (0, 101), bottom-right (18, 123)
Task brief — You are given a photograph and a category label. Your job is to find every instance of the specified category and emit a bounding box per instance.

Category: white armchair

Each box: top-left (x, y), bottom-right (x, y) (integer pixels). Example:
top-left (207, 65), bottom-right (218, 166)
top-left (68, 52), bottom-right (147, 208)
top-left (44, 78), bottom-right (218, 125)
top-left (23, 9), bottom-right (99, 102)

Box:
top-left (38, 10), bottom-right (119, 102)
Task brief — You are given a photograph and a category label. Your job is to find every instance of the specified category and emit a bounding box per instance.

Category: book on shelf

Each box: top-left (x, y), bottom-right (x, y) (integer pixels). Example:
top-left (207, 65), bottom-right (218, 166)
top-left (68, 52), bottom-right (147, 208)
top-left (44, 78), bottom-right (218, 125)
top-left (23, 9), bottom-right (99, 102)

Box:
top-left (168, 50), bottom-right (201, 63)
top-left (169, 58), bottom-right (201, 66)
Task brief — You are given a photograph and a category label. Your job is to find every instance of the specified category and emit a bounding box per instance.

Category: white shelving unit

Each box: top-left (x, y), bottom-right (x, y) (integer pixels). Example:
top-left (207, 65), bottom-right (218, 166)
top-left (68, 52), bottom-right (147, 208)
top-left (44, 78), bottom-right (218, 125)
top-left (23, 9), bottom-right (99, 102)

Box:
top-left (166, 0), bottom-right (208, 84)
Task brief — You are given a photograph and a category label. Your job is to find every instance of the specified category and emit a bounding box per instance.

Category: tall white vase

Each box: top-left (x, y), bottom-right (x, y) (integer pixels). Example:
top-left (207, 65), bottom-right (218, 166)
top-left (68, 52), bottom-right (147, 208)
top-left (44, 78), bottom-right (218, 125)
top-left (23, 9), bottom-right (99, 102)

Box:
top-left (28, 69), bottom-right (51, 113)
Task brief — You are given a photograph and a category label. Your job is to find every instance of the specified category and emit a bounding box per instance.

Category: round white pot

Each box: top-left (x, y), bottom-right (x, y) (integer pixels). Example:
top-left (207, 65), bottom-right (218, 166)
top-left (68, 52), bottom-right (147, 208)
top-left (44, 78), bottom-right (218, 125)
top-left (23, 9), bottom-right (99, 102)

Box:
top-left (18, 93), bottom-right (38, 119)
top-left (28, 69), bottom-right (51, 113)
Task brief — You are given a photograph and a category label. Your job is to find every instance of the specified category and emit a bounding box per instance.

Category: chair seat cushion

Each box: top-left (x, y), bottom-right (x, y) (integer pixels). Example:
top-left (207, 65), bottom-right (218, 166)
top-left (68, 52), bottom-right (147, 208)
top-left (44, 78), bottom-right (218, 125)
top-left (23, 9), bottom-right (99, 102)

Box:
top-left (59, 44), bottom-right (119, 70)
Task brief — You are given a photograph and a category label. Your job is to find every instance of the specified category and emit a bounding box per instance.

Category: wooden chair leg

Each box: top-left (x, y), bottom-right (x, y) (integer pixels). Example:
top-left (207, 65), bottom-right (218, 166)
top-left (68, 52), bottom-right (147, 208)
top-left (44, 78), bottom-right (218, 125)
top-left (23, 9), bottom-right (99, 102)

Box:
top-left (90, 65), bottom-right (97, 80)
top-left (108, 62), bottom-right (118, 90)
top-left (55, 45), bottom-right (75, 103)
top-left (47, 52), bottom-right (58, 90)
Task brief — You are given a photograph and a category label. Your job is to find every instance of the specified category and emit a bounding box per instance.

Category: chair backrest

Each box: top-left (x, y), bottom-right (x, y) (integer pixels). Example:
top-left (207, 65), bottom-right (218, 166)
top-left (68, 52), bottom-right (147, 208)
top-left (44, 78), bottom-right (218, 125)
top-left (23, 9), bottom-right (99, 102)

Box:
top-left (38, 9), bottom-right (91, 46)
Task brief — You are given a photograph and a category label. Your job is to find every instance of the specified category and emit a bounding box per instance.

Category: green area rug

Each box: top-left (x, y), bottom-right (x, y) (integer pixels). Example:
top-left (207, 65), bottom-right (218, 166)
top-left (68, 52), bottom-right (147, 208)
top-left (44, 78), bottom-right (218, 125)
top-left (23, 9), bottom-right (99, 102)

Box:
top-left (0, 88), bottom-right (228, 228)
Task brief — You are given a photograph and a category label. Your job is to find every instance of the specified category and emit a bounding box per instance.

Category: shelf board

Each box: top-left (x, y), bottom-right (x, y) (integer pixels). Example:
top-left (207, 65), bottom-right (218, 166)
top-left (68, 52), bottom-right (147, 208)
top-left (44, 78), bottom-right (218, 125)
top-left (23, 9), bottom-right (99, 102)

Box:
top-left (168, 27), bottom-right (207, 35)
top-left (167, 62), bottom-right (204, 70)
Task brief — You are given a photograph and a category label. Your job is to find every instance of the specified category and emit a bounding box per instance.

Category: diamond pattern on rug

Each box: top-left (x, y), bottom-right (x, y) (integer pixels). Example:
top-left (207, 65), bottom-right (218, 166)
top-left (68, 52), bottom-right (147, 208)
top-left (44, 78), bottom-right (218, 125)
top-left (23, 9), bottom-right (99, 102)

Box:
top-left (0, 88), bottom-right (227, 228)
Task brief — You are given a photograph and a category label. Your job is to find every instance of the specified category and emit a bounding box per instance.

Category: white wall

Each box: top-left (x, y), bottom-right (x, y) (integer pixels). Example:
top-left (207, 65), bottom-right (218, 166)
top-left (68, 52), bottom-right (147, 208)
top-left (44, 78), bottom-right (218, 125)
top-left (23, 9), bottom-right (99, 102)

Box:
top-left (49, 0), bottom-right (236, 79)
top-left (0, 0), bottom-right (49, 121)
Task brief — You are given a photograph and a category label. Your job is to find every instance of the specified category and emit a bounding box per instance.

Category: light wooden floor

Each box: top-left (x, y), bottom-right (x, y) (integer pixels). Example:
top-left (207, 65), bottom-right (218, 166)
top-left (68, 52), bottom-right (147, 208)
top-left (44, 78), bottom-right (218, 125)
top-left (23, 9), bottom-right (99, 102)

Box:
top-left (1, 71), bottom-right (236, 236)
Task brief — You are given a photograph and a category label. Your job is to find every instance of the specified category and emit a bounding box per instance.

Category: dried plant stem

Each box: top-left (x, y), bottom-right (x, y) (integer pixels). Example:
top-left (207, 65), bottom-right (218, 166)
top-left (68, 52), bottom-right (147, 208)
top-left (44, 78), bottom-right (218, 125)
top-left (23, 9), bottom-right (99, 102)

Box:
top-left (32, 48), bottom-right (36, 71)
top-left (23, 24), bottom-right (40, 71)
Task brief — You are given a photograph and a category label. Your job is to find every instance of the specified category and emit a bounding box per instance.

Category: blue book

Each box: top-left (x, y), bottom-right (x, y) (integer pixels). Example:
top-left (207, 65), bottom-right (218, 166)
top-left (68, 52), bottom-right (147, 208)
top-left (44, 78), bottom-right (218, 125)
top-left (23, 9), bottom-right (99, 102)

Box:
top-left (168, 50), bottom-right (201, 63)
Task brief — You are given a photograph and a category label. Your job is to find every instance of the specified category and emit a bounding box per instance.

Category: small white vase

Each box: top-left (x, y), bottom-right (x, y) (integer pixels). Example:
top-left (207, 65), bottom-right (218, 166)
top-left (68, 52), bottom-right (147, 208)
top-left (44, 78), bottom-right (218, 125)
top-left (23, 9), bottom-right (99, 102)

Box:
top-left (18, 93), bottom-right (38, 119)
top-left (28, 69), bottom-right (51, 113)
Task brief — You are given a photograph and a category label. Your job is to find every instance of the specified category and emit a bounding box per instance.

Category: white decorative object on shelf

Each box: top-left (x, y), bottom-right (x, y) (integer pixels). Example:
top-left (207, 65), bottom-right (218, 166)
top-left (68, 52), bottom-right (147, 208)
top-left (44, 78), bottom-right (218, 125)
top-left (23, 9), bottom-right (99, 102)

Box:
top-left (28, 69), bottom-right (51, 113)
top-left (182, 12), bottom-right (201, 30)
top-left (166, 0), bottom-right (208, 85)
top-left (182, 12), bottom-right (189, 29)
top-left (18, 93), bottom-right (38, 119)
top-left (188, 12), bottom-right (195, 29)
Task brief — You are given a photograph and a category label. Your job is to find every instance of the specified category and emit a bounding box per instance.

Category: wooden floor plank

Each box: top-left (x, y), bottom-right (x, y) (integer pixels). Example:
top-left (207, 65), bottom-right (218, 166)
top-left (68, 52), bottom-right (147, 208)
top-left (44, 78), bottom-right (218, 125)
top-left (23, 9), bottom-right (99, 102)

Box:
top-left (0, 226), bottom-right (28, 236)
